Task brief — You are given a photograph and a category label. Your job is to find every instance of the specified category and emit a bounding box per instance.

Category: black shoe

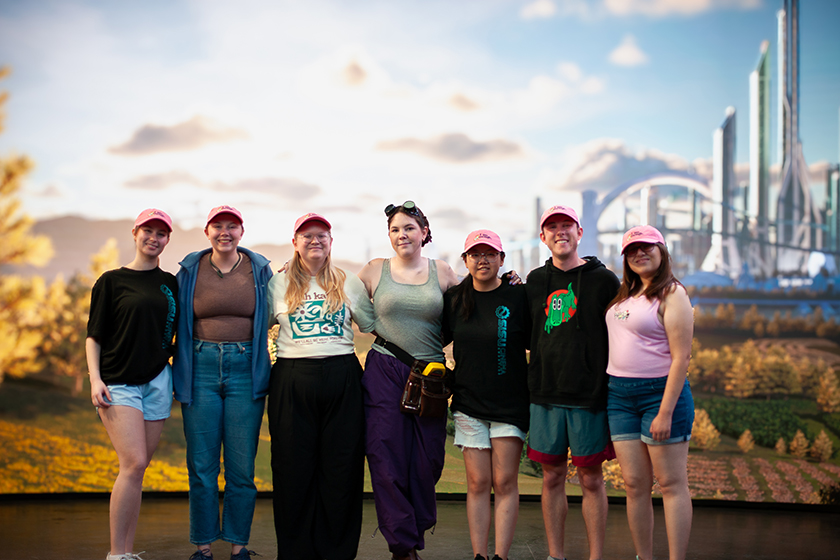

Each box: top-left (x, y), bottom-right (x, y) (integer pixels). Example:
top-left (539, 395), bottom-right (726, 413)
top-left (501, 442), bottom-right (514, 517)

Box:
top-left (230, 549), bottom-right (259, 560)
top-left (474, 555), bottom-right (488, 560)
top-left (491, 556), bottom-right (505, 560)
top-left (189, 551), bottom-right (213, 560)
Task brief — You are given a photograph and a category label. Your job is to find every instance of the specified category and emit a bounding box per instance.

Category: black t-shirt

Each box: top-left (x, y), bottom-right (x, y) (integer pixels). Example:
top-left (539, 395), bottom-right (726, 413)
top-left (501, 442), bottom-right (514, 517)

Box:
top-left (87, 267), bottom-right (179, 385)
top-left (443, 282), bottom-right (531, 432)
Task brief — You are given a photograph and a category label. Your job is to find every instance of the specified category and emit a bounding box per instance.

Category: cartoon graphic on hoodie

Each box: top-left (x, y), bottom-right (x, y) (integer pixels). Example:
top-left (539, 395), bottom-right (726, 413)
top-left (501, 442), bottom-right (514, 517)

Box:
top-left (545, 282), bottom-right (577, 332)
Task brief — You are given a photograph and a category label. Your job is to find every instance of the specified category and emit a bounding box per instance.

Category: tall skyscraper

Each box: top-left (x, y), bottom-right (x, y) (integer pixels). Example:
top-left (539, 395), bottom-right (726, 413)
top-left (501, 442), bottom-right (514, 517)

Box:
top-left (748, 40), bottom-right (772, 277)
top-left (776, 0), bottom-right (820, 272)
top-left (702, 107), bottom-right (740, 275)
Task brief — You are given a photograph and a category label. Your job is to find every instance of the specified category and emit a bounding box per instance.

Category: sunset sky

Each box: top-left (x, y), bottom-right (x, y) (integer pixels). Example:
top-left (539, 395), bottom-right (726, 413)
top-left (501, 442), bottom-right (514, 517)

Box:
top-left (1, 0), bottom-right (839, 266)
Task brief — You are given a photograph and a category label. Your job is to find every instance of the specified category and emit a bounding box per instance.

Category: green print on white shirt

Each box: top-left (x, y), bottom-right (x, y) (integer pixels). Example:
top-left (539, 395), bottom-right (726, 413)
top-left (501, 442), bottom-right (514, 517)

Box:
top-left (290, 298), bottom-right (346, 339)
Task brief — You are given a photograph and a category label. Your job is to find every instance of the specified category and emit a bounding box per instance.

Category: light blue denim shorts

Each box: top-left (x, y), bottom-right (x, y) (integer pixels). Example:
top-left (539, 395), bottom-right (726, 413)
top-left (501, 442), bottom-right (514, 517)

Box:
top-left (103, 364), bottom-right (173, 421)
top-left (453, 411), bottom-right (526, 450)
top-left (607, 375), bottom-right (694, 445)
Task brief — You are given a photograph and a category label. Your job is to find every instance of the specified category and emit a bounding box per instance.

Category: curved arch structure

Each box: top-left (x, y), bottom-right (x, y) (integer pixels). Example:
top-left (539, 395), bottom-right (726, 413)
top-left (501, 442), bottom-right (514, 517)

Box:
top-left (579, 171), bottom-right (712, 257)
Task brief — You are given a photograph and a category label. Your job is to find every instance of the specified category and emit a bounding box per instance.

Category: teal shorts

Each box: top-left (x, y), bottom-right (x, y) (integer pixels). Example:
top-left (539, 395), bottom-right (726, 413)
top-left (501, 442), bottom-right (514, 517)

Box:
top-left (527, 403), bottom-right (615, 467)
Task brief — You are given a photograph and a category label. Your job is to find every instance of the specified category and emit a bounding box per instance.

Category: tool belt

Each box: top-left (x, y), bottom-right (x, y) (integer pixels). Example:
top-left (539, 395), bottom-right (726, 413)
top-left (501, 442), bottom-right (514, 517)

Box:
top-left (375, 336), bottom-right (452, 418)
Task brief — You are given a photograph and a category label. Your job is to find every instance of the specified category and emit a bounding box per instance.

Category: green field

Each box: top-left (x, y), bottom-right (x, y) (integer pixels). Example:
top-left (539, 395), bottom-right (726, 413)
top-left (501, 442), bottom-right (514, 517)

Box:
top-left (2, 336), bottom-right (839, 503)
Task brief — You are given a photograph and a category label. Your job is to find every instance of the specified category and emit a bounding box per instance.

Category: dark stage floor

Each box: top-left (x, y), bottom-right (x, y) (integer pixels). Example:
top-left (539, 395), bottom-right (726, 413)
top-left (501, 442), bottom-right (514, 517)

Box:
top-left (1, 496), bottom-right (837, 559)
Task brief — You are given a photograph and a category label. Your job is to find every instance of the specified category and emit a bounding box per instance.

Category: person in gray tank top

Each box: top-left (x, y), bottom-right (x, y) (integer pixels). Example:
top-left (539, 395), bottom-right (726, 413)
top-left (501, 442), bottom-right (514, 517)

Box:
top-left (358, 201), bottom-right (459, 560)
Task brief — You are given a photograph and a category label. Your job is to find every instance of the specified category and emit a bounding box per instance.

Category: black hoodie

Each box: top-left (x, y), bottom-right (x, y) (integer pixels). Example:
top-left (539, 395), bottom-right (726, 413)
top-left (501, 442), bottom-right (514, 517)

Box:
top-left (525, 256), bottom-right (619, 408)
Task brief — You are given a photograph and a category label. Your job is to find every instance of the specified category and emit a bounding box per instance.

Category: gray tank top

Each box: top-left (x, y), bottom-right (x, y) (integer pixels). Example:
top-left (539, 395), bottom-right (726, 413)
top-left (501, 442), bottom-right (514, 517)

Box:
top-left (371, 258), bottom-right (445, 362)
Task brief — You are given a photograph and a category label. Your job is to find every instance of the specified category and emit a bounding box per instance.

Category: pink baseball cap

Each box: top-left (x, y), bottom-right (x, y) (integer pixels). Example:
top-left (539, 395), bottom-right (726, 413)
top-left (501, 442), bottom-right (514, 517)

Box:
top-left (206, 205), bottom-right (243, 226)
top-left (463, 229), bottom-right (503, 253)
top-left (133, 208), bottom-right (172, 232)
top-left (539, 205), bottom-right (579, 229)
top-left (294, 212), bottom-right (331, 233)
top-left (621, 225), bottom-right (665, 253)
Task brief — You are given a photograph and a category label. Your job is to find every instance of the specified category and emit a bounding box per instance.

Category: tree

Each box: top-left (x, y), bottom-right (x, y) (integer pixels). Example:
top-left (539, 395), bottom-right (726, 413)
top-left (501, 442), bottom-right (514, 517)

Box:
top-left (766, 311), bottom-right (781, 338)
top-left (796, 357), bottom-right (830, 398)
top-left (816, 369), bottom-right (840, 413)
top-left (775, 437), bottom-right (786, 455)
top-left (36, 240), bottom-right (119, 394)
top-left (0, 67), bottom-right (54, 382)
top-left (737, 430), bottom-right (755, 454)
top-left (810, 431), bottom-right (833, 462)
top-left (788, 430), bottom-right (809, 459)
top-left (724, 340), bottom-right (760, 398)
top-left (692, 409), bottom-right (720, 451)
top-left (755, 346), bottom-right (801, 398)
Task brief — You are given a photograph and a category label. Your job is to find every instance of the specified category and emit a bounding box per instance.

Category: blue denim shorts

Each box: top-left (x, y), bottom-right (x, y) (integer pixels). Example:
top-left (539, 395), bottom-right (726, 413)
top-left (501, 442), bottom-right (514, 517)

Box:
top-left (452, 411), bottom-right (525, 450)
top-left (607, 375), bottom-right (694, 445)
top-left (103, 364), bottom-right (173, 421)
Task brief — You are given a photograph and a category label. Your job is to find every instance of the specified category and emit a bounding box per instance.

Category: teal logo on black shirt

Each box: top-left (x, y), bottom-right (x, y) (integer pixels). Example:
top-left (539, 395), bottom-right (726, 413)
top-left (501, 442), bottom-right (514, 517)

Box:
top-left (495, 305), bottom-right (510, 375)
top-left (160, 284), bottom-right (176, 348)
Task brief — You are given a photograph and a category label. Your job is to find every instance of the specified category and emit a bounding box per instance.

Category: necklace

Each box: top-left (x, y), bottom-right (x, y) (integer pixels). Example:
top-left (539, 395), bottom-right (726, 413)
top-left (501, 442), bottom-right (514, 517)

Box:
top-left (209, 252), bottom-right (242, 279)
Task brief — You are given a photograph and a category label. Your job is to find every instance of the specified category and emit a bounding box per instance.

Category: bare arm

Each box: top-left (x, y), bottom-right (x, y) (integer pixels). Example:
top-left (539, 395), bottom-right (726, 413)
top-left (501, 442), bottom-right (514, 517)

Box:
top-left (86, 337), bottom-right (112, 408)
top-left (436, 259), bottom-right (460, 292)
top-left (649, 285), bottom-right (694, 442)
top-left (357, 258), bottom-right (384, 297)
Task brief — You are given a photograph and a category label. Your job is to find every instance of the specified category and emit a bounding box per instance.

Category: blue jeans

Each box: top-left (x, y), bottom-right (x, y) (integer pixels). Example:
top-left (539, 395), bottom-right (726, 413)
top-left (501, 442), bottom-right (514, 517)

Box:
top-left (182, 340), bottom-right (266, 546)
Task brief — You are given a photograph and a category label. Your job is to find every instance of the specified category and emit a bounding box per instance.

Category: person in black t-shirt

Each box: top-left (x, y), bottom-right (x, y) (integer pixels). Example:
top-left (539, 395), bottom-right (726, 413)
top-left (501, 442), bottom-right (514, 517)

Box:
top-left (442, 229), bottom-right (530, 560)
top-left (86, 208), bottom-right (179, 560)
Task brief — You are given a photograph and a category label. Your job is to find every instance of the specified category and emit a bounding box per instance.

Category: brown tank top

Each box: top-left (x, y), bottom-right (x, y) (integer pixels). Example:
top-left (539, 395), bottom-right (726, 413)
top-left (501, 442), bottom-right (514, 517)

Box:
top-left (193, 252), bottom-right (255, 342)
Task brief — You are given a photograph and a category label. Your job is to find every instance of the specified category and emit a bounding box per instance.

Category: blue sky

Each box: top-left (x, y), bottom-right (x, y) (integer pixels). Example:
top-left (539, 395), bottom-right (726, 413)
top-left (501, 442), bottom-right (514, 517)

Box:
top-left (1, 0), bottom-right (838, 266)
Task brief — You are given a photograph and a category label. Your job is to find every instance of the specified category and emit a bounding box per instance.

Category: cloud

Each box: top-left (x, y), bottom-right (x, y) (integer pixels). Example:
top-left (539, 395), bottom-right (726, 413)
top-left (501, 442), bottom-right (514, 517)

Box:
top-left (221, 177), bottom-right (320, 198)
top-left (521, 0), bottom-right (594, 19)
top-left (604, 0), bottom-right (761, 17)
top-left (551, 138), bottom-right (690, 194)
top-left (430, 207), bottom-right (472, 229)
top-left (124, 171), bottom-right (320, 198)
top-left (109, 115), bottom-right (249, 156)
top-left (300, 47), bottom-right (602, 122)
top-left (32, 184), bottom-right (65, 198)
top-left (341, 60), bottom-right (368, 86)
top-left (376, 133), bottom-right (526, 163)
top-left (520, 0), bottom-right (557, 20)
top-left (510, 62), bottom-right (605, 115)
top-left (609, 35), bottom-right (649, 67)
top-left (125, 170), bottom-right (202, 190)
top-left (449, 93), bottom-right (480, 112)
top-left (522, 0), bottom-right (761, 20)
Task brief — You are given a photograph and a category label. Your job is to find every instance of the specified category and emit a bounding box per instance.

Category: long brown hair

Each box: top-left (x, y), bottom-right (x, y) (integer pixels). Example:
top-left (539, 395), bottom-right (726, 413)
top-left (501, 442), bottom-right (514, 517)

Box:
top-left (608, 242), bottom-right (682, 309)
top-left (284, 251), bottom-right (348, 315)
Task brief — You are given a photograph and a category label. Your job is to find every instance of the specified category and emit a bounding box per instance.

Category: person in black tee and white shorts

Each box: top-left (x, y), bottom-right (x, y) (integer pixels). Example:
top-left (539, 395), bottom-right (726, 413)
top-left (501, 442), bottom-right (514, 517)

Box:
top-left (86, 208), bottom-right (179, 560)
top-left (442, 230), bottom-right (531, 560)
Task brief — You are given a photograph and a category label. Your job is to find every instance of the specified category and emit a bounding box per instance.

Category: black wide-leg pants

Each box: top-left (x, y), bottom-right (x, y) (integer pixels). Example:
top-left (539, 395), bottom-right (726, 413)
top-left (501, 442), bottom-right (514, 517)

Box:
top-left (268, 354), bottom-right (365, 560)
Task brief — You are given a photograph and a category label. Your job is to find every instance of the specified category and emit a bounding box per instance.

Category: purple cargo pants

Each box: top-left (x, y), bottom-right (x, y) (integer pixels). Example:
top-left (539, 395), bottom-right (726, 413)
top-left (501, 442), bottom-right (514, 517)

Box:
top-left (362, 349), bottom-right (447, 556)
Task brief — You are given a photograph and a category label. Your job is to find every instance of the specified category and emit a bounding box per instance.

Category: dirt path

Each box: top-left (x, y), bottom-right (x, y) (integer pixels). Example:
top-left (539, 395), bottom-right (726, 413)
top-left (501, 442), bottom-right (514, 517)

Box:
top-left (750, 338), bottom-right (840, 366)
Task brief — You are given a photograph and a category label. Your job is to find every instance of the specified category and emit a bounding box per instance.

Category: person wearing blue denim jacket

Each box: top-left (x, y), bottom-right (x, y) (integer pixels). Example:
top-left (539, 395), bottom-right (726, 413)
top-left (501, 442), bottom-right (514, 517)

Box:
top-left (172, 205), bottom-right (272, 560)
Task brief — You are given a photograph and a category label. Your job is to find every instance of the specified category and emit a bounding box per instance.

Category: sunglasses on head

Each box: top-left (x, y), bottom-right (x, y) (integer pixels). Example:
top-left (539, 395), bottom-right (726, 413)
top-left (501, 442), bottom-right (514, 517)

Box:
top-left (384, 200), bottom-right (422, 218)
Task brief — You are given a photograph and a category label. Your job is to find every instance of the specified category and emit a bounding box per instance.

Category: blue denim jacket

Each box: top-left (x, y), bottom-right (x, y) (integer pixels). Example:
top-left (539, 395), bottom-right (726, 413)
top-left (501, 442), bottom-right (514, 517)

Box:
top-left (172, 247), bottom-right (273, 405)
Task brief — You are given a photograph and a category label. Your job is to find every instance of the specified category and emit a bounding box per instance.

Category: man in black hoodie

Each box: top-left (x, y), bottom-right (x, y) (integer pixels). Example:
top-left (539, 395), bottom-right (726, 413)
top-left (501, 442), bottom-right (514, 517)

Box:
top-left (525, 205), bottom-right (619, 560)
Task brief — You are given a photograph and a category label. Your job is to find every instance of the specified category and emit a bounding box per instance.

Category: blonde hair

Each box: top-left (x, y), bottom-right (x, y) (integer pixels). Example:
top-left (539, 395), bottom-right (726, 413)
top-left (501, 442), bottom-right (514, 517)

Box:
top-left (284, 251), bottom-right (348, 315)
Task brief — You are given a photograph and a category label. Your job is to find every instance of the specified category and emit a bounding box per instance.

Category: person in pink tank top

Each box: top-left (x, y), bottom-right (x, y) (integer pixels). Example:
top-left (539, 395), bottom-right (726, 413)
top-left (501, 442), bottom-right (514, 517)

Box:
top-left (605, 225), bottom-right (695, 560)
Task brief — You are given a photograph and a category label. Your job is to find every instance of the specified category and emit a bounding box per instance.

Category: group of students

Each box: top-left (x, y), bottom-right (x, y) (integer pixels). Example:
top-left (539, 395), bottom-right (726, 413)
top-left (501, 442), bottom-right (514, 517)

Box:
top-left (86, 200), bottom-right (695, 560)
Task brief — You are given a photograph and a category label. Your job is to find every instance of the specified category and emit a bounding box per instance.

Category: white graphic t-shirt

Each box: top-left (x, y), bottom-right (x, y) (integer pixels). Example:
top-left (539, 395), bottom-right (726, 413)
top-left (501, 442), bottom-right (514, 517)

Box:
top-left (267, 271), bottom-right (374, 359)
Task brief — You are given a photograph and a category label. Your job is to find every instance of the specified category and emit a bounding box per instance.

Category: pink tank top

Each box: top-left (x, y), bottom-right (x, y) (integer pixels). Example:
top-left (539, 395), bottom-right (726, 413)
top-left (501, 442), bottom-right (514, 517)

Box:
top-left (606, 295), bottom-right (671, 378)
